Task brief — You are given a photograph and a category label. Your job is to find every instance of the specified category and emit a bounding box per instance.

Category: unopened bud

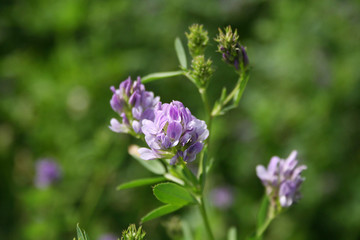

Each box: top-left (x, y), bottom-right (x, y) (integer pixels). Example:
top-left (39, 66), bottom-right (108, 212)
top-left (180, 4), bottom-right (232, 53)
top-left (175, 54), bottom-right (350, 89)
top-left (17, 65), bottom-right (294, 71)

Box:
top-left (186, 24), bottom-right (209, 57)
top-left (190, 55), bottom-right (214, 88)
top-left (215, 26), bottom-right (249, 70)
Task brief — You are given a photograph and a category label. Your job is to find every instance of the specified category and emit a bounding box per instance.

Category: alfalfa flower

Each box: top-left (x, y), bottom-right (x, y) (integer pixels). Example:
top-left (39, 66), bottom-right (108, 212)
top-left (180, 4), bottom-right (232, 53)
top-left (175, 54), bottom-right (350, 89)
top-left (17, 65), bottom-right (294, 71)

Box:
top-left (34, 159), bottom-right (62, 189)
top-left (256, 150), bottom-right (307, 208)
top-left (138, 101), bottom-right (209, 165)
top-left (215, 26), bottom-right (249, 70)
top-left (109, 77), bottom-right (160, 135)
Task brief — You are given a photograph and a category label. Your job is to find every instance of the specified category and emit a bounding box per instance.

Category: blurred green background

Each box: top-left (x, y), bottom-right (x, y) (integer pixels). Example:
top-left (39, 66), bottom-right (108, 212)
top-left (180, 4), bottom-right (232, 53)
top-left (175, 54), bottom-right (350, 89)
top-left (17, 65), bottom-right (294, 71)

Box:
top-left (1, 0), bottom-right (360, 239)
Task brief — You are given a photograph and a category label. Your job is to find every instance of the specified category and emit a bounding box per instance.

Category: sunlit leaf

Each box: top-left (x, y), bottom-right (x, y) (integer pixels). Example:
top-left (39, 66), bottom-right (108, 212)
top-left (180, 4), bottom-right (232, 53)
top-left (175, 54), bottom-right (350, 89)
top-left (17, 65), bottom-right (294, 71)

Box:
top-left (141, 204), bottom-right (183, 223)
top-left (175, 37), bottom-right (187, 69)
top-left (76, 224), bottom-right (88, 240)
top-left (117, 177), bottom-right (166, 190)
top-left (142, 71), bottom-right (184, 84)
top-left (153, 182), bottom-right (195, 206)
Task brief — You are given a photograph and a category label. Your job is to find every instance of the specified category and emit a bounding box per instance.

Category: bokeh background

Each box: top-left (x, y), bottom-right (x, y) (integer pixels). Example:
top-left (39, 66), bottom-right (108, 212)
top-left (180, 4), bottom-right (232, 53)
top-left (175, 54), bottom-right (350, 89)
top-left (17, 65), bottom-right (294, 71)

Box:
top-left (1, 0), bottom-right (360, 239)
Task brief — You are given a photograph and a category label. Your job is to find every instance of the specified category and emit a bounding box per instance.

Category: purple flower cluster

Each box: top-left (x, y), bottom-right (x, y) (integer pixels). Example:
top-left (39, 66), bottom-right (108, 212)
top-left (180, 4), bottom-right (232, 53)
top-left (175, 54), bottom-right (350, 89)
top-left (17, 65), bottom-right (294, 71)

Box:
top-left (256, 151), bottom-right (307, 208)
top-left (110, 77), bottom-right (160, 134)
top-left (210, 186), bottom-right (234, 209)
top-left (34, 159), bottom-right (61, 189)
top-left (220, 44), bottom-right (249, 70)
top-left (138, 101), bottom-right (209, 165)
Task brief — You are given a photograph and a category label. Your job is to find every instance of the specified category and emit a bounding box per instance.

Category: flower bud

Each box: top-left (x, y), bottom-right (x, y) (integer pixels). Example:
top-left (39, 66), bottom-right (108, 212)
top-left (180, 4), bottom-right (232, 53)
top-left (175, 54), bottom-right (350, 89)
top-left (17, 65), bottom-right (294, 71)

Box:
top-left (121, 224), bottom-right (146, 240)
top-left (190, 55), bottom-right (214, 88)
top-left (215, 26), bottom-right (249, 70)
top-left (185, 24), bottom-right (209, 57)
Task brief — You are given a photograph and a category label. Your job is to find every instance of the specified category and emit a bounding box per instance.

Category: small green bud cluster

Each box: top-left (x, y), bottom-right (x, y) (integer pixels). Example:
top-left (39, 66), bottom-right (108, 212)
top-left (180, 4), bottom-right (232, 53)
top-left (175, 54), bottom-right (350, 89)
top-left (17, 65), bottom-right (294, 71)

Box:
top-left (190, 55), bottom-right (214, 88)
top-left (121, 224), bottom-right (146, 240)
top-left (185, 24), bottom-right (209, 57)
top-left (215, 26), bottom-right (249, 70)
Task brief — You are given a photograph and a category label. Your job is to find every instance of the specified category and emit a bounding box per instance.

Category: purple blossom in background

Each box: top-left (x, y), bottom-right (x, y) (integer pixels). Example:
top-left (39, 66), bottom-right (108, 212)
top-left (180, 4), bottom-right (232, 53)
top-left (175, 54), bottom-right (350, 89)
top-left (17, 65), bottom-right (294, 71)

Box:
top-left (35, 159), bottom-right (61, 189)
top-left (139, 101), bottom-right (209, 165)
top-left (98, 233), bottom-right (118, 240)
top-left (109, 76), bottom-right (160, 134)
top-left (210, 186), bottom-right (234, 209)
top-left (256, 150), bottom-right (307, 208)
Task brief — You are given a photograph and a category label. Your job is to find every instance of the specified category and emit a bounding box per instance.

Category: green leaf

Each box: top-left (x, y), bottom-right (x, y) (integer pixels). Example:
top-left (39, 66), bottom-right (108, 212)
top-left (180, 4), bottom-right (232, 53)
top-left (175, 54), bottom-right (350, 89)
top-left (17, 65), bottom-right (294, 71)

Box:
top-left (142, 71), bottom-right (184, 84)
top-left (128, 145), bottom-right (166, 175)
top-left (153, 182), bottom-right (195, 206)
top-left (76, 224), bottom-right (88, 240)
top-left (256, 196), bottom-right (269, 240)
top-left (117, 177), bottom-right (166, 190)
top-left (227, 227), bottom-right (237, 240)
top-left (175, 37), bottom-right (187, 69)
top-left (141, 204), bottom-right (183, 223)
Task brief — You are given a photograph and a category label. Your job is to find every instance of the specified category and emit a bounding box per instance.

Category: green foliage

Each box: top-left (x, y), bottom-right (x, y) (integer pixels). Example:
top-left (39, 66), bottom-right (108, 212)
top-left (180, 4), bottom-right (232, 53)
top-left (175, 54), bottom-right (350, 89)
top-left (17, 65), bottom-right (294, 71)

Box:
top-left (76, 224), bottom-right (89, 240)
top-left (117, 177), bottom-right (166, 190)
top-left (141, 204), bottom-right (183, 223)
top-left (175, 38), bottom-right (188, 69)
top-left (142, 71), bottom-right (184, 84)
top-left (153, 183), bottom-right (195, 206)
top-left (1, 0), bottom-right (360, 239)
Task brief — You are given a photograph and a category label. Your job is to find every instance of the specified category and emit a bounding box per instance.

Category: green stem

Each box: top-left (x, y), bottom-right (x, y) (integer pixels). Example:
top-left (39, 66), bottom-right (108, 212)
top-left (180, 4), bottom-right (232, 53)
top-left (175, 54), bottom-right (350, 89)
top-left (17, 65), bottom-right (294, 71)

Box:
top-left (199, 196), bottom-right (215, 240)
top-left (199, 88), bottom-right (212, 129)
top-left (256, 204), bottom-right (276, 239)
top-left (256, 216), bottom-right (274, 238)
top-left (222, 75), bottom-right (242, 107)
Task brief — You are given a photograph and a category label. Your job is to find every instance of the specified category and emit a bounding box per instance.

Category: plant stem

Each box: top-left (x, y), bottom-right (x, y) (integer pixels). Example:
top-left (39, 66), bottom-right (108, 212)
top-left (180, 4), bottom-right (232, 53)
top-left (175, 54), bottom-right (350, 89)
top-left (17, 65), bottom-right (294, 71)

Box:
top-left (256, 204), bottom-right (276, 238)
top-left (199, 196), bottom-right (215, 240)
top-left (199, 88), bottom-right (212, 130)
top-left (256, 216), bottom-right (274, 238)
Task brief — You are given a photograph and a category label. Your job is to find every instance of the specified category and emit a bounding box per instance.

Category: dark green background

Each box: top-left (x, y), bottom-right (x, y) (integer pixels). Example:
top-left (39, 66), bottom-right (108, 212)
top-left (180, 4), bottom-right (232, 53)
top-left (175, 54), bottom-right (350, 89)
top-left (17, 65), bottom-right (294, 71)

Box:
top-left (1, 0), bottom-right (359, 239)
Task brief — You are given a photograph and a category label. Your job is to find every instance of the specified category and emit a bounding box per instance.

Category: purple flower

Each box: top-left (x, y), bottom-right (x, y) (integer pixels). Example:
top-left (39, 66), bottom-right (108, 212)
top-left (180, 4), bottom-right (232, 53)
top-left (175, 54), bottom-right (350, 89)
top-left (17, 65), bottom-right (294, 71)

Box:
top-left (138, 101), bottom-right (209, 165)
top-left (256, 151), bottom-right (307, 208)
top-left (109, 77), bottom-right (160, 135)
top-left (210, 187), bottom-right (234, 209)
top-left (98, 233), bottom-right (118, 240)
top-left (34, 159), bottom-right (61, 189)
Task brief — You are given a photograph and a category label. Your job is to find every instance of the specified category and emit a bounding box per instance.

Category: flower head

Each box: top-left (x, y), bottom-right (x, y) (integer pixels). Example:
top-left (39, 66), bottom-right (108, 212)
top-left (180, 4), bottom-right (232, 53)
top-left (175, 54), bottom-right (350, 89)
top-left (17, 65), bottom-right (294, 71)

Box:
top-left (256, 150), bottom-right (307, 208)
top-left (215, 26), bottom-right (249, 70)
top-left (139, 101), bottom-right (208, 165)
top-left (109, 77), bottom-right (160, 135)
top-left (35, 159), bottom-right (62, 188)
